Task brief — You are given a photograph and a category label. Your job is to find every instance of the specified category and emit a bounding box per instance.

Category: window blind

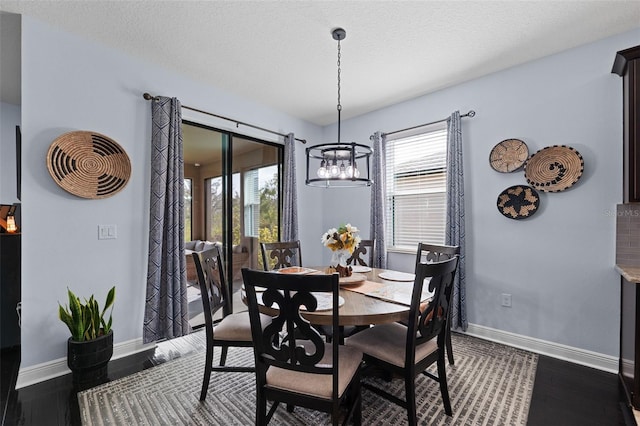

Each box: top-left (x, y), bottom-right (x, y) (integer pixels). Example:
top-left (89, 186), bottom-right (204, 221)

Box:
top-left (385, 124), bottom-right (448, 251)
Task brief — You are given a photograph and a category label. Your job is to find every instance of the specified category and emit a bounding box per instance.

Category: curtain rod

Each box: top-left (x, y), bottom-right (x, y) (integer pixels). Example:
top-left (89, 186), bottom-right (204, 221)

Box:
top-left (381, 110), bottom-right (476, 138)
top-left (142, 93), bottom-right (307, 144)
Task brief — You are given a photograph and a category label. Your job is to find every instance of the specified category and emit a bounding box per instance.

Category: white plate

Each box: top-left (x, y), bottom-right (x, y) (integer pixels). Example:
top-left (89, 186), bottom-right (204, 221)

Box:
top-left (300, 294), bottom-right (345, 312)
top-left (378, 271), bottom-right (415, 282)
top-left (351, 265), bottom-right (372, 273)
top-left (276, 267), bottom-right (318, 275)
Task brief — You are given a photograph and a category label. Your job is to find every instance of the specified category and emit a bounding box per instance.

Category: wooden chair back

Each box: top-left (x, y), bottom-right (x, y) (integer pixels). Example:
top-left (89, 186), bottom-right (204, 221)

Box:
top-left (192, 246), bottom-right (231, 323)
top-left (408, 257), bottom-right (459, 354)
top-left (260, 240), bottom-right (302, 270)
top-left (347, 239), bottom-right (375, 267)
top-left (414, 243), bottom-right (460, 266)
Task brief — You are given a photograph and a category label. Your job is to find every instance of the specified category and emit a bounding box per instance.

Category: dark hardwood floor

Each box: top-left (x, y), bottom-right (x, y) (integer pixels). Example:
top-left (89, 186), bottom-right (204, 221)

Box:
top-left (1, 332), bottom-right (635, 425)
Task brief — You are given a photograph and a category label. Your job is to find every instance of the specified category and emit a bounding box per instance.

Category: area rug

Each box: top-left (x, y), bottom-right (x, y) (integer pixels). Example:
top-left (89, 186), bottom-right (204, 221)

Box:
top-left (78, 333), bottom-right (537, 425)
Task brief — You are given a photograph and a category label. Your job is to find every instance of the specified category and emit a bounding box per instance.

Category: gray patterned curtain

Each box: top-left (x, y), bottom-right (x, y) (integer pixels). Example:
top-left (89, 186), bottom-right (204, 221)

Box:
top-left (446, 111), bottom-right (467, 331)
top-left (282, 133), bottom-right (298, 242)
top-left (370, 131), bottom-right (387, 269)
top-left (143, 96), bottom-right (190, 343)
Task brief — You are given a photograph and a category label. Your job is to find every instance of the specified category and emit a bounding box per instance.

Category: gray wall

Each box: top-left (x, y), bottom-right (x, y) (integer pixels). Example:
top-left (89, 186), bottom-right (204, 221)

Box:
top-left (19, 16), bottom-right (322, 370)
top-left (317, 28), bottom-right (640, 357)
top-left (0, 101), bottom-right (20, 204)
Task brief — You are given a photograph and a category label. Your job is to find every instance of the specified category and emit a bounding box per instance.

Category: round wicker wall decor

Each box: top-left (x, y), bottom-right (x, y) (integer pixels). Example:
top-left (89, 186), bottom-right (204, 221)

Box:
top-left (489, 138), bottom-right (529, 173)
top-left (497, 185), bottom-right (540, 220)
top-left (47, 131), bottom-right (131, 199)
top-left (524, 145), bottom-right (583, 192)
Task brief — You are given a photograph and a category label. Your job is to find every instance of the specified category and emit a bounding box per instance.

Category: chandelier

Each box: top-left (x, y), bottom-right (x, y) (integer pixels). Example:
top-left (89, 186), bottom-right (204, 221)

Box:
top-left (305, 28), bottom-right (372, 188)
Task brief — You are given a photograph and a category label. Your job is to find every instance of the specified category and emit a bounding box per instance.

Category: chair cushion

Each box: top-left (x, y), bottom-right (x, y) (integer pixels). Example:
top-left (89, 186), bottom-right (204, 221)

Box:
top-left (265, 343), bottom-right (362, 399)
top-left (213, 312), bottom-right (271, 342)
top-left (345, 322), bottom-right (437, 368)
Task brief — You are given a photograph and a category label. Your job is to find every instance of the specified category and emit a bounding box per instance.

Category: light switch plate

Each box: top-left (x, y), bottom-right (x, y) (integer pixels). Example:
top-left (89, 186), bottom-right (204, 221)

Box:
top-left (98, 224), bottom-right (117, 240)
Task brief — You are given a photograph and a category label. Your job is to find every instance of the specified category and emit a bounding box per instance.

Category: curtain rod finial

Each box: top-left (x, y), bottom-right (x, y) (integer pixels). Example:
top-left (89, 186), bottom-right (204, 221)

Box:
top-left (143, 93), bottom-right (155, 101)
top-left (467, 110), bottom-right (476, 117)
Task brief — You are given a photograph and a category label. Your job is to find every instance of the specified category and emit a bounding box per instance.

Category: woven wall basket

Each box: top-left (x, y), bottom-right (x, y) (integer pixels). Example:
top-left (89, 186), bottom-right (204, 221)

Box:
top-left (524, 145), bottom-right (583, 192)
top-left (489, 138), bottom-right (529, 173)
top-left (497, 185), bottom-right (540, 220)
top-left (47, 131), bottom-right (131, 199)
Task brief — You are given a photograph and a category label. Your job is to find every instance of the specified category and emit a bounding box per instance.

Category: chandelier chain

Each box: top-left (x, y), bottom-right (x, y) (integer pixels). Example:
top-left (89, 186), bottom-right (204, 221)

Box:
top-left (337, 39), bottom-right (342, 112)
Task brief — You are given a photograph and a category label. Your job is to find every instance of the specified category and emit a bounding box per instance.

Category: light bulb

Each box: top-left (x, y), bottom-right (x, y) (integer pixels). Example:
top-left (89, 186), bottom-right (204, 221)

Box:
top-left (317, 159), bottom-right (327, 178)
top-left (339, 163), bottom-right (347, 179)
top-left (329, 160), bottom-right (340, 177)
top-left (351, 161), bottom-right (360, 178)
top-left (346, 164), bottom-right (354, 177)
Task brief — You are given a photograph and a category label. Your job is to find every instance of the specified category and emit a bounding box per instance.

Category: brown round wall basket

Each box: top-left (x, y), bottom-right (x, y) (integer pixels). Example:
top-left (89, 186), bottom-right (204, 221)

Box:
top-left (524, 145), bottom-right (583, 192)
top-left (47, 131), bottom-right (131, 199)
top-left (489, 138), bottom-right (529, 173)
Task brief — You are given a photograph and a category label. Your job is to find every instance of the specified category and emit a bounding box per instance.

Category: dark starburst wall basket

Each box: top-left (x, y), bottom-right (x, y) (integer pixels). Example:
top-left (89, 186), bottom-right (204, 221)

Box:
top-left (524, 145), bottom-right (584, 192)
top-left (496, 185), bottom-right (540, 220)
top-left (47, 131), bottom-right (131, 199)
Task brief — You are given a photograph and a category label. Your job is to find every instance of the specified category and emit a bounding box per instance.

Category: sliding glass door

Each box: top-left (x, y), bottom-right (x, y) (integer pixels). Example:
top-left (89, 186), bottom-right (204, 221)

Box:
top-left (183, 122), bottom-right (283, 310)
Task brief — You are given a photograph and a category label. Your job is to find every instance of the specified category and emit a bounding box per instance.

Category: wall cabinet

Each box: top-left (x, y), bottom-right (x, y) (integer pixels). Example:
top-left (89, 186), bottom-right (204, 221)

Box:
top-left (0, 233), bottom-right (20, 349)
top-left (612, 45), bottom-right (640, 202)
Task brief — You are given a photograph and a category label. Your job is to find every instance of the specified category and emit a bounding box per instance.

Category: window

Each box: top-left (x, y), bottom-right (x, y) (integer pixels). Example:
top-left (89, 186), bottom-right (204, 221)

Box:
top-left (184, 178), bottom-right (192, 241)
top-left (385, 123), bottom-right (448, 251)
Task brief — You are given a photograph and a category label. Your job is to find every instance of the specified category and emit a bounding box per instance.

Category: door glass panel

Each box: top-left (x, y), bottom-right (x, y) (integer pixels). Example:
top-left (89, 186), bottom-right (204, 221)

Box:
top-left (230, 138), bottom-right (281, 283)
top-left (184, 179), bottom-right (192, 242)
top-left (183, 123), bottom-right (282, 325)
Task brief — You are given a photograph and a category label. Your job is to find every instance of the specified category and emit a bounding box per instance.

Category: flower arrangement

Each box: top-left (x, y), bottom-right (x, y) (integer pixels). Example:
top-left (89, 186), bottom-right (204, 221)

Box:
top-left (321, 223), bottom-right (361, 254)
top-left (322, 224), bottom-right (361, 277)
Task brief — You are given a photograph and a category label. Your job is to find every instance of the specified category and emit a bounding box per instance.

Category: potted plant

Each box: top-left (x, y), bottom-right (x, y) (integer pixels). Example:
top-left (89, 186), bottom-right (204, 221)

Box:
top-left (58, 286), bottom-right (115, 384)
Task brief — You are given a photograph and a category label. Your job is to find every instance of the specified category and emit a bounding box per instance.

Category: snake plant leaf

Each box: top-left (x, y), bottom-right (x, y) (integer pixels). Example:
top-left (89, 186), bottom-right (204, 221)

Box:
top-left (58, 286), bottom-right (116, 342)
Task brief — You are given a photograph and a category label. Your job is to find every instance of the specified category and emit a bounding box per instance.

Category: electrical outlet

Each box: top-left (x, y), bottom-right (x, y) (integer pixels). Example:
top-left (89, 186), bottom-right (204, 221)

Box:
top-left (501, 293), bottom-right (512, 308)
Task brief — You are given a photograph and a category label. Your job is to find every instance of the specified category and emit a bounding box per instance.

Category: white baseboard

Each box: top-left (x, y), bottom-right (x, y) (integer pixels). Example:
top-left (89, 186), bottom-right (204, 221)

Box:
top-left (15, 338), bottom-right (155, 389)
top-left (462, 323), bottom-right (618, 374)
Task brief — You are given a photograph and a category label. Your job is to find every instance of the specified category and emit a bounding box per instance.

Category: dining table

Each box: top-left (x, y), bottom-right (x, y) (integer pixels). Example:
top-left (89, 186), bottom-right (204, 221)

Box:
top-left (243, 266), bottom-right (426, 327)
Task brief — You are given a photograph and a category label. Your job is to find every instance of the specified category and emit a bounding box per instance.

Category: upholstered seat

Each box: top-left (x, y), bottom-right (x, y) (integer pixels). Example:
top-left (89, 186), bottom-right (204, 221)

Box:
top-left (266, 343), bottom-right (362, 399)
top-left (346, 323), bottom-right (437, 368)
top-left (213, 311), bottom-right (270, 342)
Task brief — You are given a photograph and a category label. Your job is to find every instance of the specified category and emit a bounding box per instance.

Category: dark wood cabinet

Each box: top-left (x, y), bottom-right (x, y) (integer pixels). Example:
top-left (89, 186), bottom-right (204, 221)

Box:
top-left (1, 233), bottom-right (21, 349)
top-left (613, 45), bottom-right (640, 202)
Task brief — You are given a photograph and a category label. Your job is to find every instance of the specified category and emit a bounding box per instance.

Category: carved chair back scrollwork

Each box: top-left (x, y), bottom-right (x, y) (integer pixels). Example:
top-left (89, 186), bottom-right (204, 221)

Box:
top-left (414, 243), bottom-right (459, 266)
top-left (347, 239), bottom-right (375, 267)
top-left (260, 240), bottom-right (303, 271)
top-left (194, 247), bottom-right (230, 320)
top-left (414, 242), bottom-right (460, 366)
top-left (242, 268), bottom-right (363, 425)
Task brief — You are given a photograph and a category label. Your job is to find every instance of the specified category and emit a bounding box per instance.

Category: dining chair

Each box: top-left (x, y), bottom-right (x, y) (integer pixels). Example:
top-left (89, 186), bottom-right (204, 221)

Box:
top-left (345, 256), bottom-right (459, 426)
top-left (192, 247), bottom-right (271, 401)
top-left (260, 240), bottom-right (303, 270)
top-left (415, 243), bottom-right (460, 365)
top-left (242, 268), bottom-right (363, 426)
top-left (346, 239), bottom-right (375, 267)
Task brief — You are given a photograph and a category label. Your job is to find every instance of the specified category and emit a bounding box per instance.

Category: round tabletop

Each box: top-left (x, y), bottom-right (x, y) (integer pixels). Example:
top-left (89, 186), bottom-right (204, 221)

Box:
top-left (244, 267), bottom-right (411, 327)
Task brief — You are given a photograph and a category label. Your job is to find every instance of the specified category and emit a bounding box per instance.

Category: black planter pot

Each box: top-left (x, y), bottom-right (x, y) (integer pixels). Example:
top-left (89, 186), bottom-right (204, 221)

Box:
top-left (67, 330), bottom-right (113, 384)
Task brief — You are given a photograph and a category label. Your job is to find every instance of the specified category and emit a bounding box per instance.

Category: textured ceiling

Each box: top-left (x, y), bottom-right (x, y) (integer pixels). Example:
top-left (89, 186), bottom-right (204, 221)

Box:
top-left (1, 1), bottom-right (639, 125)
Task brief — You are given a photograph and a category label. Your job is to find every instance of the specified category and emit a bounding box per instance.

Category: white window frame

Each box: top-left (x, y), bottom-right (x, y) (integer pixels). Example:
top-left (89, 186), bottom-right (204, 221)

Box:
top-left (385, 122), bottom-right (448, 253)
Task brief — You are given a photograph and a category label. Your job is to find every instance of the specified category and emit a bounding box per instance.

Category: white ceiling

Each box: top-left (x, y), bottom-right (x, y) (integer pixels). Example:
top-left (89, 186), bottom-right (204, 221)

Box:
top-left (1, 1), bottom-right (639, 126)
